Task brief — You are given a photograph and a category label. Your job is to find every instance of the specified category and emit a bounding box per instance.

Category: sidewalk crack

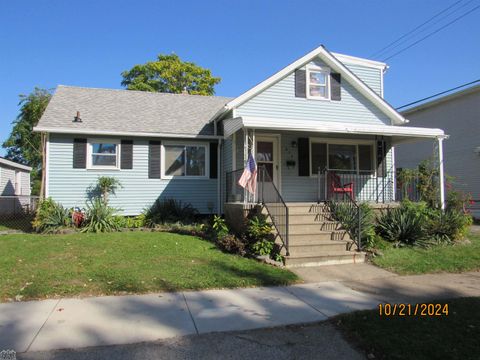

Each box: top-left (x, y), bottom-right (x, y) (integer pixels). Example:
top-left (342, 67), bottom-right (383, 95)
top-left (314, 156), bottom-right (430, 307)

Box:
top-left (182, 292), bottom-right (199, 335)
top-left (25, 298), bottom-right (61, 352)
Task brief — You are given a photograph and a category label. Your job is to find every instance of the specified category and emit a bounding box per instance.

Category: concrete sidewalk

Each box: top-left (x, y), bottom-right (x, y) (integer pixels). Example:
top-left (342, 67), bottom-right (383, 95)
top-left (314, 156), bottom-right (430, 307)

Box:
top-left (1, 270), bottom-right (479, 354)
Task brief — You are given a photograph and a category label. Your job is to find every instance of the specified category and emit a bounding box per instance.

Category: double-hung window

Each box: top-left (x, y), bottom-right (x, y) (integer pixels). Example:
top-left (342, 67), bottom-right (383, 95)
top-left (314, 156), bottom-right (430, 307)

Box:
top-left (307, 66), bottom-right (330, 100)
top-left (310, 140), bottom-right (374, 175)
top-left (87, 140), bottom-right (120, 169)
top-left (163, 144), bottom-right (207, 178)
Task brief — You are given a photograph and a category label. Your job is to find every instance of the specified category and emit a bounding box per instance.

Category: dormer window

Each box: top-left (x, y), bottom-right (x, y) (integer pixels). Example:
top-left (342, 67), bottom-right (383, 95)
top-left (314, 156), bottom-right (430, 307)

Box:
top-left (306, 66), bottom-right (330, 100)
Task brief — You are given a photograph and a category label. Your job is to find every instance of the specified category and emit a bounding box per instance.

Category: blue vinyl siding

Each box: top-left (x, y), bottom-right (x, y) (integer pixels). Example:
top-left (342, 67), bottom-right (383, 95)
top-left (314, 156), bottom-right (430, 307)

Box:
top-left (236, 58), bottom-right (389, 125)
top-left (342, 63), bottom-right (382, 95)
top-left (48, 134), bottom-right (218, 215)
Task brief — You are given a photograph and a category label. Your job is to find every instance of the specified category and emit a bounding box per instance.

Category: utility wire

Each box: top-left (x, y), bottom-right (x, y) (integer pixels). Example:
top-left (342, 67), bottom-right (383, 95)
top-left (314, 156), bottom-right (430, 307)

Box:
top-left (373, 0), bottom-right (476, 59)
top-left (370, 0), bottom-right (465, 58)
top-left (382, 4), bottom-right (480, 61)
top-left (396, 79), bottom-right (480, 110)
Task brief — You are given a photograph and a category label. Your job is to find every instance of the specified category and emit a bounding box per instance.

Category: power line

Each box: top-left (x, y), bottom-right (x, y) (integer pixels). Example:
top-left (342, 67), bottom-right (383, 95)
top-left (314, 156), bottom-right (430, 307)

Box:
top-left (373, 0), bottom-right (476, 59)
top-left (396, 79), bottom-right (480, 110)
top-left (382, 4), bottom-right (480, 61)
top-left (370, 0), bottom-right (465, 58)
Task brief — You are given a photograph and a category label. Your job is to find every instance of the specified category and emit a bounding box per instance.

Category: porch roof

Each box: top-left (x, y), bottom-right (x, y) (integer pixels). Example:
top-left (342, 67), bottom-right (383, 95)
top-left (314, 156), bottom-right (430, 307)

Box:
top-left (222, 116), bottom-right (447, 144)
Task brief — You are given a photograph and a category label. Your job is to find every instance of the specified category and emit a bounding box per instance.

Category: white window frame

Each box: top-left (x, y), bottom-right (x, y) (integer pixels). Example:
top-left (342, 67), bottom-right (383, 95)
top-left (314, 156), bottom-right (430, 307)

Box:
top-left (161, 142), bottom-right (209, 180)
top-left (306, 65), bottom-right (331, 100)
top-left (309, 138), bottom-right (376, 177)
top-left (87, 138), bottom-right (121, 170)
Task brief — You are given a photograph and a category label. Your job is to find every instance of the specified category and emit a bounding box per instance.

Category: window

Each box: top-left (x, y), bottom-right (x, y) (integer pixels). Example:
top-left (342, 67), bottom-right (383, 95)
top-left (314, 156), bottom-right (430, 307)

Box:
top-left (310, 140), bottom-right (374, 175)
top-left (87, 140), bottom-right (119, 169)
top-left (307, 66), bottom-right (330, 100)
top-left (163, 144), bottom-right (207, 178)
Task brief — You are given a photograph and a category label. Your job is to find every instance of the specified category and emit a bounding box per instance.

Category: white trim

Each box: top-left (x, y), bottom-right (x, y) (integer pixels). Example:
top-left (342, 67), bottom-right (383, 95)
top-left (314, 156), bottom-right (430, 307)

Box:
top-left (161, 141), bottom-right (210, 180)
top-left (309, 137), bottom-right (375, 176)
top-left (306, 65), bottom-right (331, 101)
top-left (0, 157), bottom-right (32, 172)
top-left (217, 139), bottom-right (222, 215)
top-left (223, 116), bottom-right (446, 140)
top-left (87, 138), bottom-right (121, 170)
top-left (45, 133), bottom-right (50, 197)
top-left (438, 138), bottom-right (446, 210)
top-left (214, 45), bottom-right (406, 125)
top-left (331, 52), bottom-right (388, 71)
top-left (33, 127), bottom-right (222, 140)
top-left (391, 145), bottom-right (396, 201)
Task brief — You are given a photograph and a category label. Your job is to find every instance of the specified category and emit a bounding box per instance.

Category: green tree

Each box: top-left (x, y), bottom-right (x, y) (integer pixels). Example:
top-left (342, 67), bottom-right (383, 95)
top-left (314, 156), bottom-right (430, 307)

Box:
top-left (121, 54), bottom-right (221, 95)
top-left (2, 88), bottom-right (52, 195)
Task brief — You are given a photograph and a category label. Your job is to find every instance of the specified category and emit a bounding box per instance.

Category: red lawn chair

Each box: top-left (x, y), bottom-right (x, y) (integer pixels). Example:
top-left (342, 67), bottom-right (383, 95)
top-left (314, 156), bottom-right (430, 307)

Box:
top-left (328, 171), bottom-right (355, 200)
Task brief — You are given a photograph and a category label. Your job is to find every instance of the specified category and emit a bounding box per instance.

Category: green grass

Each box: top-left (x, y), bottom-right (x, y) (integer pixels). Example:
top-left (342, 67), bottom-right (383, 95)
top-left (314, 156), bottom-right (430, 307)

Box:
top-left (372, 231), bottom-right (480, 275)
top-left (335, 297), bottom-right (480, 360)
top-left (0, 231), bottom-right (299, 302)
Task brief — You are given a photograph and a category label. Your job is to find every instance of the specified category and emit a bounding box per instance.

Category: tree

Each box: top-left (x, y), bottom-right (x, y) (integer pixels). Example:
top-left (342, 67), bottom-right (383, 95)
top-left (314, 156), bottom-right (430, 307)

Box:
top-left (121, 54), bottom-right (221, 95)
top-left (2, 88), bottom-right (52, 195)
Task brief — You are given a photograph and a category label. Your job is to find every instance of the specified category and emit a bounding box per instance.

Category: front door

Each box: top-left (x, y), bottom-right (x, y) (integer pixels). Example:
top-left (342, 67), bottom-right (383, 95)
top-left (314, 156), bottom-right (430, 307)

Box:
top-left (255, 136), bottom-right (280, 188)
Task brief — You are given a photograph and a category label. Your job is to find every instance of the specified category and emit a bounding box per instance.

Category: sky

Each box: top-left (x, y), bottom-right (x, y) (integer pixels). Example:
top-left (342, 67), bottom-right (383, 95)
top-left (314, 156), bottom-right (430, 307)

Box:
top-left (0, 0), bottom-right (479, 156)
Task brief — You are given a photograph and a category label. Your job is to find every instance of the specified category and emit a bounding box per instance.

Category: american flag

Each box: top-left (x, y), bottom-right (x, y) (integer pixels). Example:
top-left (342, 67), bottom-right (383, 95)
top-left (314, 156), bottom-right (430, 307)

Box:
top-left (238, 153), bottom-right (257, 195)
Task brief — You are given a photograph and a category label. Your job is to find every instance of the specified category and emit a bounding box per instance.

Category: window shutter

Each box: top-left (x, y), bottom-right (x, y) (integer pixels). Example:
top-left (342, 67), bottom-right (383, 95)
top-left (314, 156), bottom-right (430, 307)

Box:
top-left (209, 142), bottom-right (218, 179)
top-left (295, 69), bottom-right (306, 98)
top-left (330, 73), bottom-right (341, 101)
top-left (121, 140), bottom-right (133, 169)
top-left (376, 140), bottom-right (386, 177)
top-left (148, 140), bottom-right (161, 179)
top-left (298, 138), bottom-right (310, 176)
top-left (73, 138), bottom-right (87, 169)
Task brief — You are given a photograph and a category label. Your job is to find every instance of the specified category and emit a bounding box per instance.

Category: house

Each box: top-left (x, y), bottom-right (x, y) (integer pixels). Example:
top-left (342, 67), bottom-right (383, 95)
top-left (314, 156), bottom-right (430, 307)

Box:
top-left (34, 45), bottom-right (447, 266)
top-left (396, 83), bottom-right (480, 217)
top-left (0, 157), bottom-right (32, 216)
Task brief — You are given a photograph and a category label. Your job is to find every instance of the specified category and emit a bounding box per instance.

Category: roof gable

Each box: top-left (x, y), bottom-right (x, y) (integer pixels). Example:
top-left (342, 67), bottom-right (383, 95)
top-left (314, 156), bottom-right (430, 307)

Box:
top-left (214, 45), bottom-right (406, 125)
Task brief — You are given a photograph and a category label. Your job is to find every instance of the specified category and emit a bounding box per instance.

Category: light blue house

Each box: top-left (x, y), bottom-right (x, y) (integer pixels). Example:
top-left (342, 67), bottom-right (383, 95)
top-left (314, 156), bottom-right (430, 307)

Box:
top-left (35, 46), bottom-right (447, 265)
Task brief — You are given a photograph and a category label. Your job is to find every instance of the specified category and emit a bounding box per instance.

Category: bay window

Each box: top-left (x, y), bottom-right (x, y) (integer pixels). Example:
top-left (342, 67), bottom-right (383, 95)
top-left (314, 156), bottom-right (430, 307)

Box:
top-left (163, 144), bottom-right (207, 178)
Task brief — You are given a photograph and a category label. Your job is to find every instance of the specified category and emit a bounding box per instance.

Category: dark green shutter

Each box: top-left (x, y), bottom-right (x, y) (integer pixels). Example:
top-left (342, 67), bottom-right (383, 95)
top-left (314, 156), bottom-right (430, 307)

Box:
top-left (209, 142), bottom-right (218, 179)
top-left (148, 140), bottom-right (161, 179)
top-left (298, 138), bottom-right (310, 176)
top-left (295, 69), bottom-right (306, 98)
top-left (121, 140), bottom-right (133, 169)
top-left (330, 73), bottom-right (341, 101)
top-left (73, 138), bottom-right (87, 169)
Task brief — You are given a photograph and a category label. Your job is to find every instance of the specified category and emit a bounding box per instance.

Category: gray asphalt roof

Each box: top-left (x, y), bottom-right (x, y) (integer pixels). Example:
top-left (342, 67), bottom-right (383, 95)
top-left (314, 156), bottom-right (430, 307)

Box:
top-left (36, 85), bottom-right (233, 136)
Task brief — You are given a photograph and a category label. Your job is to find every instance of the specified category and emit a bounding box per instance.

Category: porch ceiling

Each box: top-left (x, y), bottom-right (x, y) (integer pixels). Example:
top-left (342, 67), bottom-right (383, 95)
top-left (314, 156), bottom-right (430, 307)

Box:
top-left (223, 116), bottom-right (447, 144)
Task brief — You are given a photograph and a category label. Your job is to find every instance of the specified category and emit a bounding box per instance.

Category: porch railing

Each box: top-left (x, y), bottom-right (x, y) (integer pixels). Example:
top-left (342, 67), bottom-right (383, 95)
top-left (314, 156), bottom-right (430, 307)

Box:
top-left (258, 165), bottom-right (289, 256)
top-left (225, 167), bottom-right (289, 256)
top-left (318, 168), bottom-right (362, 251)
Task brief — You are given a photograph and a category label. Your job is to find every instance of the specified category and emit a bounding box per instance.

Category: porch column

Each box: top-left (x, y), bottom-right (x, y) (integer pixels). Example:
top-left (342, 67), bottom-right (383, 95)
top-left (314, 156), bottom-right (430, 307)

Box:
top-left (438, 137), bottom-right (446, 210)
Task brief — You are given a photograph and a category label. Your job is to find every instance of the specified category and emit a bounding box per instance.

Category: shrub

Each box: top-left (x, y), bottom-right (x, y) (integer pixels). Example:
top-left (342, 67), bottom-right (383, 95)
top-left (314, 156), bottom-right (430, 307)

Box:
top-left (144, 198), bottom-right (198, 226)
top-left (112, 215), bottom-right (145, 229)
top-left (216, 233), bottom-right (246, 255)
top-left (212, 215), bottom-right (229, 239)
top-left (425, 209), bottom-right (473, 243)
top-left (376, 205), bottom-right (425, 245)
top-left (81, 198), bottom-right (120, 233)
top-left (32, 198), bottom-right (71, 233)
top-left (328, 201), bottom-right (375, 247)
top-left (245, 214), bottom-right (277, 258)
top-left (88, 176), bottom-right (122, 205)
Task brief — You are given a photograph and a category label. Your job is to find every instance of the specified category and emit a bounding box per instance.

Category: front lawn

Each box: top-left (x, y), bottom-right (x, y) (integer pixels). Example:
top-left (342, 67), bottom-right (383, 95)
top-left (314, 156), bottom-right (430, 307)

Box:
top-left (335, 297), bottom-right (480, 360)
top-left (372, 230), bottom-right (480, 275)
top-left (0, 232), bottom-right (299, 302)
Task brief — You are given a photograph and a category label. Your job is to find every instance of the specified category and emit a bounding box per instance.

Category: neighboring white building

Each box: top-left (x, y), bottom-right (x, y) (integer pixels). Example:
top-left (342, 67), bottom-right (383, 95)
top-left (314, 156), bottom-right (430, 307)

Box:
top-left (396, 83), bottom-right (480, 204)
top-left (0, 157), bottom-right (32, 216)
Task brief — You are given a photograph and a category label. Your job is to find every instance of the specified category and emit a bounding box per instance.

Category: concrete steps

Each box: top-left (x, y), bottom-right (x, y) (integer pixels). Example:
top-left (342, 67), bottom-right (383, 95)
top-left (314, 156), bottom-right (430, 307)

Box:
top-left (282, 202), bottom-right (363, 267)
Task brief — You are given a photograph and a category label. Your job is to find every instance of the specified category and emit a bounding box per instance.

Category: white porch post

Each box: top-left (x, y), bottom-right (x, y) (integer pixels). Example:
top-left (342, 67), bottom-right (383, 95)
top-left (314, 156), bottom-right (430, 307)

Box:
top-left (438, 137), bottom-right (446, 210)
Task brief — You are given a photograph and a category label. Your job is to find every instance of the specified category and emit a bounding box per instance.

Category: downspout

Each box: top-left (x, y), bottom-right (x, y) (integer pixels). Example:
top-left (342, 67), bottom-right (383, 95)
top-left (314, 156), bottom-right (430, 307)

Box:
top-left (438, 137), bottom-right (446, 210)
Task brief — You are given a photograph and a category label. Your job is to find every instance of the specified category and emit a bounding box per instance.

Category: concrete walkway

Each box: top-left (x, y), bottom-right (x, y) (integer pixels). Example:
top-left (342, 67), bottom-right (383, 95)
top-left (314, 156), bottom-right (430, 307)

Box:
top-left (1, 269), bottom-right (479, 354)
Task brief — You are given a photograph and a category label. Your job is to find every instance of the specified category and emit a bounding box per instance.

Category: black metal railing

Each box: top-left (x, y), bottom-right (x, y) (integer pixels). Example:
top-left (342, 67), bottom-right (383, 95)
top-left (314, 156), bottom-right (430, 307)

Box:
top-left (258, 165), bottom-right (289, 256)
top-left (319, 168), bottom-right (362, 251)
top-left (396, 175), bottom-right (421, 202)
top-left (225, 167), bottom-right (289, 255)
